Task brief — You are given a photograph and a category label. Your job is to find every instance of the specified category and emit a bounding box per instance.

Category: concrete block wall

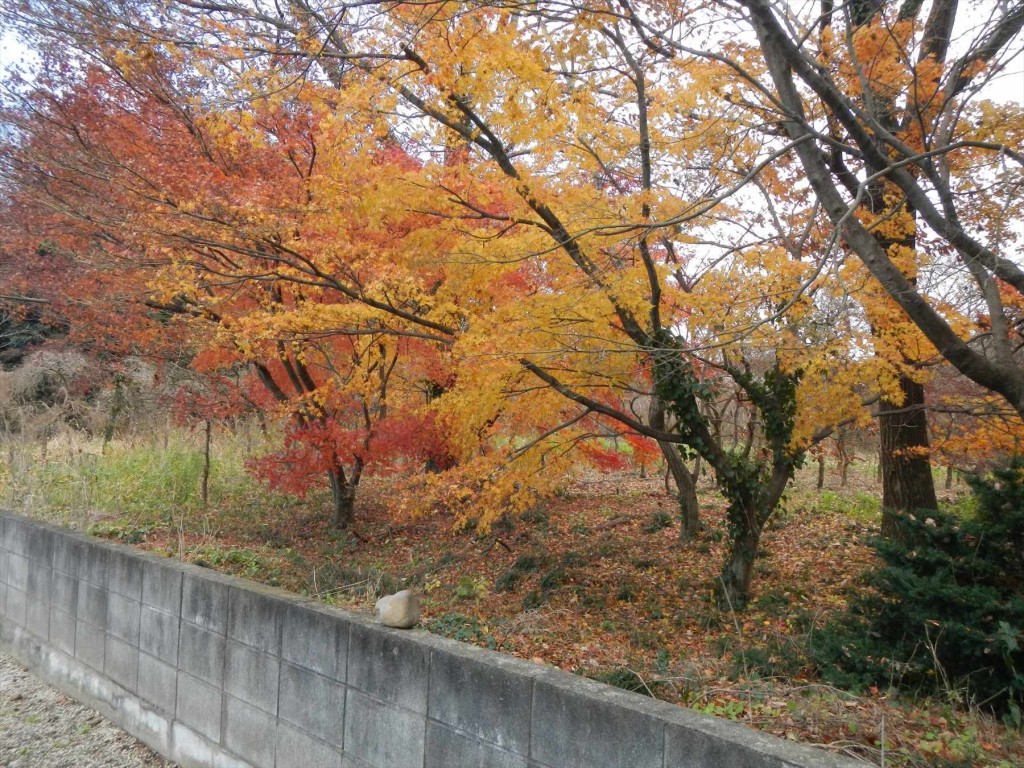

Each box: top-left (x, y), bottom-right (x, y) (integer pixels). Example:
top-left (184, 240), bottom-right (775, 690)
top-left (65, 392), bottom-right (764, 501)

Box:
top-left (0, 513), bottom-right (865, 768)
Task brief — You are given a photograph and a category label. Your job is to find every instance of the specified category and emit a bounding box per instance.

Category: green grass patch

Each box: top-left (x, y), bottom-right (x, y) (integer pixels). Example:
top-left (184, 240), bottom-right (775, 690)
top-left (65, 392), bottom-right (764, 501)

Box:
top-left (816, 489), bottom-right (881, 522)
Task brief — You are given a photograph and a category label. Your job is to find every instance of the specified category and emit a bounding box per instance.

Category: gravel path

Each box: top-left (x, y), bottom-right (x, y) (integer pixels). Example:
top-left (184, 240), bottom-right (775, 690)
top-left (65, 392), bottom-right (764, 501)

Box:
top-left (0, 651), bottom-right (177, 768)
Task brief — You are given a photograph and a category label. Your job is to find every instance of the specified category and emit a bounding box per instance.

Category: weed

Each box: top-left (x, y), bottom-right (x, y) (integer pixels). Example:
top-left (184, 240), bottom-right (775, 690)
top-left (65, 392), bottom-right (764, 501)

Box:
top-left (454, 574), bottom-right (489, 601)
top-left (616, 579), bottom-right (638, 602)
top-left (187, 545), bottom-right (271, 581)
top-left (494, 553), bottom-right (546, 592)
top-left (586, 667), bottom-right (662, 697)
top-left (427, 613), bottom-right (497, 649)
top-left (519, 506), bottom-right (549, 527)
top-left (579, 586), bottom-right (608, 610)
top-left (88, 520), bottom-right (155, 544)
top-left (753, 589), bottom-right (790, 613)
top-left (522, 590), bottom-right (546, 610)
top-left (312, 563), bottom-right (399, 600)
top-left (643, 510), bottom-right (673, 534)
top-left (539, 567), bottom-right (566, 591)
top-left (559, 550), bottom-right (586, 568)
top-left (693, 699), bottom-right (746, 720)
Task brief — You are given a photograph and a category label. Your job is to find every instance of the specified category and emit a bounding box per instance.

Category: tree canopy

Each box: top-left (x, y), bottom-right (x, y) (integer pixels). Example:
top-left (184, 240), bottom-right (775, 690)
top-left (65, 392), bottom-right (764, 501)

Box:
top-left (1, 0), bottom-right (1022, 606)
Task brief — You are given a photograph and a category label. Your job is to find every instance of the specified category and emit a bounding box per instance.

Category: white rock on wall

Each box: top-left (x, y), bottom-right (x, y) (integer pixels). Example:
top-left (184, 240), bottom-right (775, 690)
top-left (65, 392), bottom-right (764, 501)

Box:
top-left (374, 590), bottom-right (420, 629)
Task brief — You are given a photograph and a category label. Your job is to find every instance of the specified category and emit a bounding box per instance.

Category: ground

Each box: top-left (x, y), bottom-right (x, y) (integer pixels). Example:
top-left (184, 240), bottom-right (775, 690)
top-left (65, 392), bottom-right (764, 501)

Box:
top-left (88, 460), bottom-right (1021, 768)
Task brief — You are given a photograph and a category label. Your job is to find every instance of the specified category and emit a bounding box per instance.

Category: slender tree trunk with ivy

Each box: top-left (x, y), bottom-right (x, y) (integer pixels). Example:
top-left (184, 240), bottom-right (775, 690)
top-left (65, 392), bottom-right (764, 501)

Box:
top-left (652, 335), bottom-right (804, 609)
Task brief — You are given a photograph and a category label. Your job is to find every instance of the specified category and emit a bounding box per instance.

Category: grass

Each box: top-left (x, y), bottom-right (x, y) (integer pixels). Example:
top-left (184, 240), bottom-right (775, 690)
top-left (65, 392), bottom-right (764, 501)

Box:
top-left (2, 428), bottom-right (1020, 768)
top-left (0, 431), bottom-right (305, 536)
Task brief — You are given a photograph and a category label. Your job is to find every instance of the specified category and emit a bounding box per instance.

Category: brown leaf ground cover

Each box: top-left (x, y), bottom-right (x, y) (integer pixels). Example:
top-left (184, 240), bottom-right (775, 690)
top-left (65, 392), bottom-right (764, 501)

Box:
top-left (75, 462), bottom-right (1024, 767)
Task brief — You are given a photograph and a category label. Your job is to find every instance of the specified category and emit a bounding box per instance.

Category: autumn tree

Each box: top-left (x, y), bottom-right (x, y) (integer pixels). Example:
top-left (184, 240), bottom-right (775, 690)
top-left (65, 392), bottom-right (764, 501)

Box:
top-left (26, 0), bottom-right (885, 607)
top-left (7, 0), bottom-right (1019, 607)
top-left (0, 46), bottom-right (464, 526)
top-left (721, 0), bottom-right (1024, 409)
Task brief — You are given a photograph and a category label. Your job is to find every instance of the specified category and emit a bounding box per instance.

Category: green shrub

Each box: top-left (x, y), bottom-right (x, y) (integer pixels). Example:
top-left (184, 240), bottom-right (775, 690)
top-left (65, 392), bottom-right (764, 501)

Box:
top-left (814, 458), bottom-right (1024, 715)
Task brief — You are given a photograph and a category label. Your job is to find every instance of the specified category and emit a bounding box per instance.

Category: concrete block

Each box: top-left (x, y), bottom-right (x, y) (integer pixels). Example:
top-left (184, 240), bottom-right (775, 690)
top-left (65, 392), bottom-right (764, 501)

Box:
top-left (428, 644), bottom-right (538, 755)
top-left (6, 586), bottom-right (27, 627)
top-left (182, 570), bottom-right (230, 634)
top-left (24, 561), bottom-right (52, 637)
top-left (51, 570), bottom-right (79, 614)
top-left (278, 662), bottom-right (346, 747)
top-left (0, 579), bottom-right (6, 616)
top-left (26, 524), bottom-right (54, 567)
top-left (224, 695), bottom-right (277, 767)
top-left (7, 552), bottom-right (28, 592)
top-left (344, 689), bottom-right (426, 768)
top-left (213, 750), bottom-right (252, 768)
top-left (107, 592), bottom-right (141, 644)
top-left (170, 721), bottom-right (217, 768)
top-left (1, 515), bottom-right (27, 552)
top-left (0, 546), bottom-right (8, 585)
top-left (282, 602), bottom-right (348, 680)
top-left (425, 722), bottom-right (529, 768)
top-left (105, 634), bottom-right (140, 692)
top-left (139, 652), bottom-right (178, 715)
top-left (276, 721), bottom-right (344, 768)
top-left (530, 673), bottom-right (664, 768)
top-left (49, 607), bottom-right (77, 655)
top-left (178, 622), bottom-right (226, 686)
top-left (143, 558), bottom-right (183, 615)
top-left (52, 533), bottom-right (85, 577)
top-left (109, 548), bottom-right (144, 601)
top-left (77, 581), bottom-right (108, 630)
top-left (225, 640), bottom-right (279, 715)
top-left (25, 582), bottom-right (51, 638)
top-left (79, 543), bottom-right (110, 588)
top-left (26, 557), bottom-right (51, 599)
top-left (140, 604), bottom-right (180, 664)
top-left (347, 623), bottom-right (429, 714)
top-left (228, 586), bottom-right (283, 655)
top-left (663, 710), bottom-right (862, 768)
top-left (120, 696), bottom-right (172, 757)
top-left (176, 671), bottom-right (223, 742)
top-left (75, 619), bottom-right (106, 671)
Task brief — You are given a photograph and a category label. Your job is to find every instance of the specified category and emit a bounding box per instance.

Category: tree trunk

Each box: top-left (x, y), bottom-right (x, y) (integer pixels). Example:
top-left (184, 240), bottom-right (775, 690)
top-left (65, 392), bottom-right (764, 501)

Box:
top-left (327, 466), bottom-right (357, 528)
top-left (817, 455), bottom-right (826, 489)
top-left (714, 448), bottom-right (795, 610)
top-left (201, 419), bottom-right (211, 507)
top-left (662, 444), bottom-right (700, 542)
top-left (837, 430), bottom-right (851, 487)
top-left (880, 374), bottom-right (938, 539)
top-left (648, 396), bottom-right (701, 541)
top-left (945, 464), bottom-right (954, 490)
top-left (716, 512), bottom-right (760, 611)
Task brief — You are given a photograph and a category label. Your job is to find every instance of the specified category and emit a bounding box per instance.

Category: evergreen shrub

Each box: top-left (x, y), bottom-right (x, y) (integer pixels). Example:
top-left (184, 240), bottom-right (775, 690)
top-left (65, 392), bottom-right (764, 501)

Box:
top-left (815, 458), bottom-right (1024, 718)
